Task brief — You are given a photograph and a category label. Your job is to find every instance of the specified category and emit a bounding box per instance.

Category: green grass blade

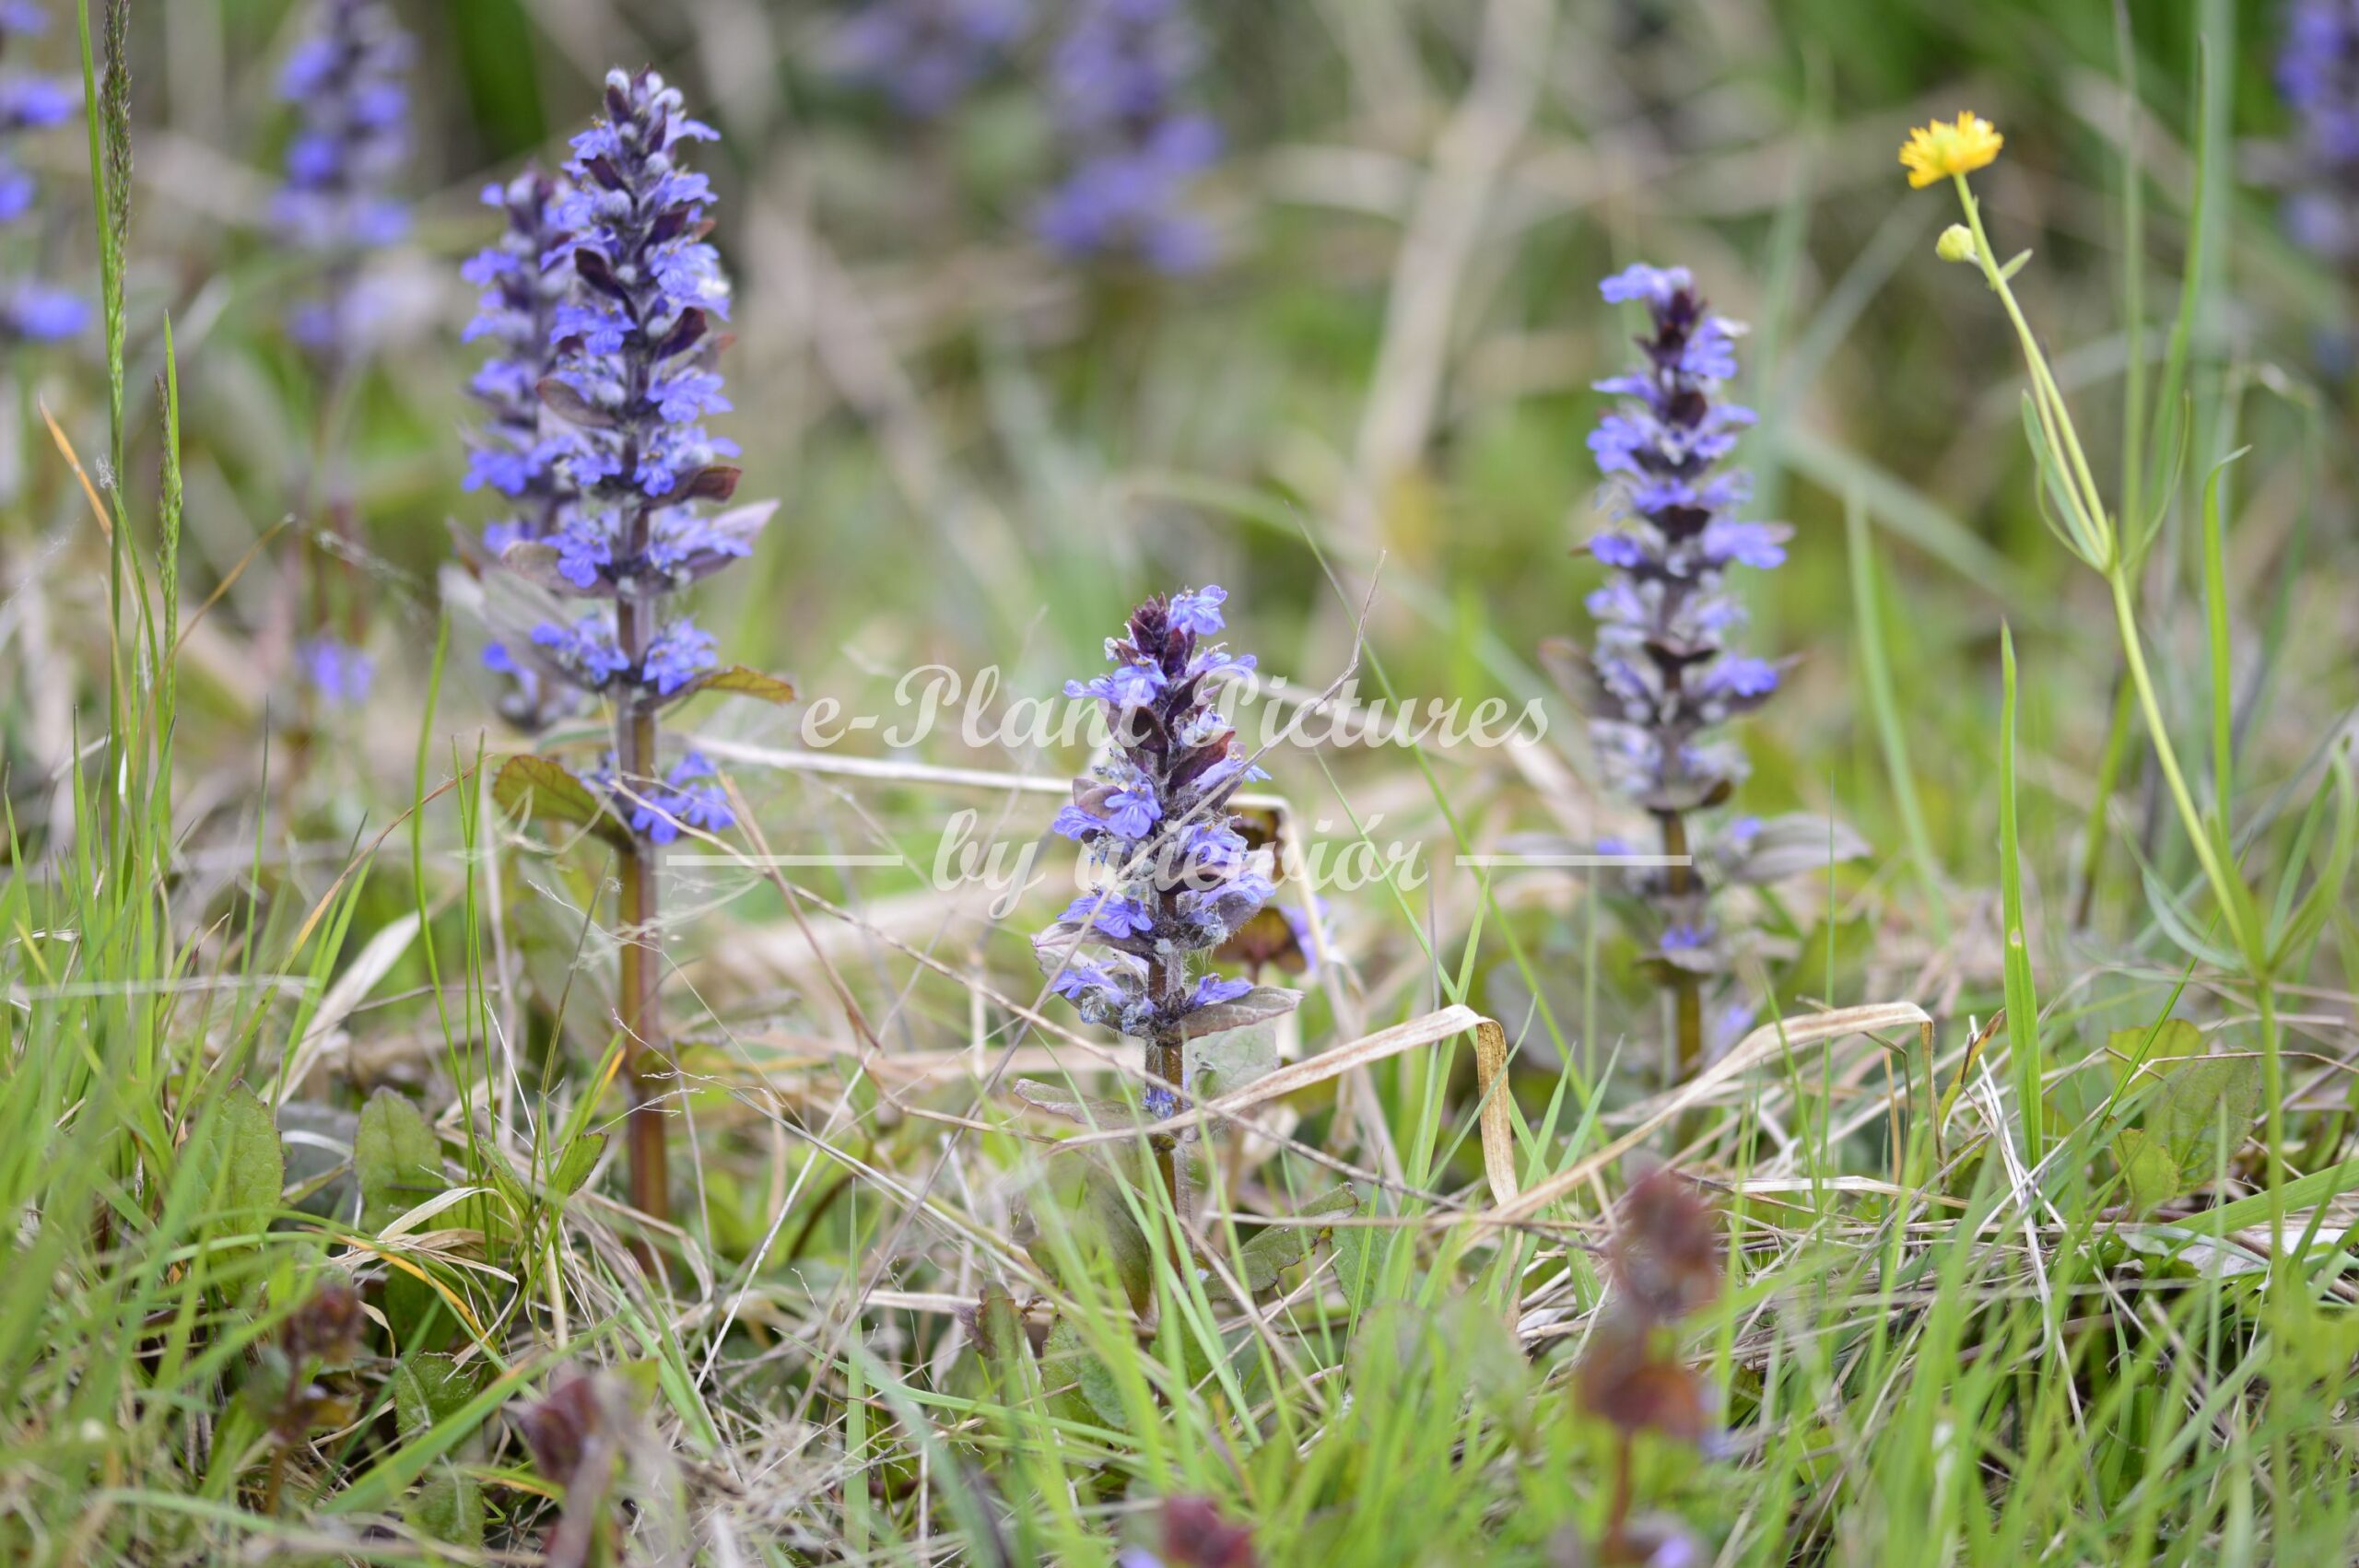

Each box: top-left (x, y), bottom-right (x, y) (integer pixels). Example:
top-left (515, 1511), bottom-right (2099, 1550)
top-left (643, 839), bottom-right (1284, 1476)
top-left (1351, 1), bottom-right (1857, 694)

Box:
top-left (2000, 624), bottom-right (2044, 1168)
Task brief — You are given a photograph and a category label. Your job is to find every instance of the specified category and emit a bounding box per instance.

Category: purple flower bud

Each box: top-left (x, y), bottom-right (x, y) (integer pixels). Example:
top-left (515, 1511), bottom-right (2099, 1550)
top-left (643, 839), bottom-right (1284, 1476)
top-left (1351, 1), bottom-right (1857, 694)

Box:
top-left (1060, 893), bottom-right (1155, 939)
top-left (1191, 974), bottom-right (1251, 1007)
top-left (1599, 263), bottom-right (1693, 307)
top-left (1591, 532), bottom-right (1649, 570)
top-left (1700, 656), bottom-right (1778, 700)
top-left (1103, 786), bottom-right (1162, 838)
top-left (642, 619), bottom-right (719, 696)
top-left (1167, 583), bottom-right (1226, 635)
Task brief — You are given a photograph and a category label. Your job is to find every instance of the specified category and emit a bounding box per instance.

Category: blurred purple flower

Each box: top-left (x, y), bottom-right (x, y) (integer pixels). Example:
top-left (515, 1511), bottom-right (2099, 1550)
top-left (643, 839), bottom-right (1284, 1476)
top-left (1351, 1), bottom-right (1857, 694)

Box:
top-left (0, 2), bottom-right (81, 340)
top-left (274, 0), bottom-right (413, 357)
top-left (3, 281), bottom-right (85, 343)
top-left (464, 169), bottom-right (577, 537)
top-left (1034, 0), bottom-right (1220, 271)
top-left (300, 637), bottom-right (375, 708)
top-left (526, 611), bottom-right (716, 697)
top-left (2280, 1), bottom-right (2359, 259)
top-left (830, 0), bottom-right (1028, 117)
top-left (628, 752), bottom-right (735, 844)
top-left (0, 75), bottom-right (72, 132)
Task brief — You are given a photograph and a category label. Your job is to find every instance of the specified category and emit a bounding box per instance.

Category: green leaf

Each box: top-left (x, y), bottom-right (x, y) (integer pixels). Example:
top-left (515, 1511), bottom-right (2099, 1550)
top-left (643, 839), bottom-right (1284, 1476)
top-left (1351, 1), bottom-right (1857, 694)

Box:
top-left (1192, 1016), bottom-right (1282, 1102)
top-left (2151, 1056), bottom-right (2264, 1176)
top-left (2270, 752), bottom-right (2359, 968)
top-left (1180, 985), bottom-right (1301, 1040)
top-left (2109, 1018), bottom-right (2206, 1083)
top-left (1011, 1078), bottom-right (1145, 1129)
top-left (550, 1131), bottom-right (605, 1198)
top-left (2199, 448), bottom-right (2249, 814)
top-left (356, 1089), bottom-right (445, 1234)
top-left (2138, 866), bottom-right (2245, 971)
top-left (406, 1465), bottom-right (484, 1549)
top-left (1079, 1159), bottom-right (1157, 1315)
top-left (1234, 1187), bottom-right (1359, 1294)
top-left (1021, 1152), bottom-right (1157, 1315)
top-left (968, 1282), bottom-right (1027, 1396)
top-left (1847, 494), bottom-right (1944, 929)
top-left (2112, 1129), bottom-right (2182, 1215)
top-left (1039, 1318), bottom-right (1130, 1432)
top-left (393, 1353), bottom-right (480, 1441)
top-left (214, 1083), bottom-right (284, 1231)
top-left (490, 755), bottom-right (614, 838)
top-left (2021, 394), bottom-right (2105, 569)
top-left (668, 665), bottom-right (796, 707)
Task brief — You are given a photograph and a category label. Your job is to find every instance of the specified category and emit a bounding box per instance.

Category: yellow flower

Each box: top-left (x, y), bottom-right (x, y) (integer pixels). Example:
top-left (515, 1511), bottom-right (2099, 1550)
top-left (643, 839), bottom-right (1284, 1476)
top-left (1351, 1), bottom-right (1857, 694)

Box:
top-left (1899, 111), bottom-right (2003, 189)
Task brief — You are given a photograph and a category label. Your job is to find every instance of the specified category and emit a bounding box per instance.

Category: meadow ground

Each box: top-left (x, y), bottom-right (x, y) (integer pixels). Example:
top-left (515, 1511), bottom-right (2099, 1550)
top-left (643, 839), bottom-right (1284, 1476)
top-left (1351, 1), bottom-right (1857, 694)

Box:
top-left (3, 0), bottom-right (2358, 1563)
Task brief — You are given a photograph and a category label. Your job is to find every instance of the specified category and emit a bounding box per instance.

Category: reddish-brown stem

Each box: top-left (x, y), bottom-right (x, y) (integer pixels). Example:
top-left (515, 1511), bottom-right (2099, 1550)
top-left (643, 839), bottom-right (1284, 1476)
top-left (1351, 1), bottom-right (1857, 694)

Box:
top-left (1602, 1431), bottom-right (1635, 1562)
top-left (1658, 811), bottom-right (1702, 1078)
top-left (262, 1445), bottom-right (287, 1517)
top-left (615, 499), bottom-right (669, 1237)
top-left (615, 829), bottom-right (667, 1230)
top-left (1144, 953), bottom-right (1190, 1267)
top-left (1151, 1031), bottom-right (1186, 1214)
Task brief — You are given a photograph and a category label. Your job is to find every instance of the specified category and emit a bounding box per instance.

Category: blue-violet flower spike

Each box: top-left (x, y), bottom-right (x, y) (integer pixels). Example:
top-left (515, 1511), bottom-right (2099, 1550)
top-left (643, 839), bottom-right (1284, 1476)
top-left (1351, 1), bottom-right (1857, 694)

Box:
top-left (1036, 588), bottom-right (1275, 1084)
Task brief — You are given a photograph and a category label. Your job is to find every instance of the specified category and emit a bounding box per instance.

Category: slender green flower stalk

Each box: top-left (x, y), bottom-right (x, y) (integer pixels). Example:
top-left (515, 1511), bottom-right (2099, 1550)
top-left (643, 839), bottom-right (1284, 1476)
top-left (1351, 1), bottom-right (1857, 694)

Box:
top-left (1909, 117), bottom-right (2248, 961)
top-left (1909, 112), bottom-right (2359, 1248)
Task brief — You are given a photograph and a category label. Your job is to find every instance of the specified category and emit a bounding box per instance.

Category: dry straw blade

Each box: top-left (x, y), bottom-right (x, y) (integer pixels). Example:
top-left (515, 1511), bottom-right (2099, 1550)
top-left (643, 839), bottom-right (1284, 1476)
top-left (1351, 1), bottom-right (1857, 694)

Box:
top-left (1051, 1002), bottom-right (1521, 1205)
top-left (1486, 1001), bottom-right (1933, 1225)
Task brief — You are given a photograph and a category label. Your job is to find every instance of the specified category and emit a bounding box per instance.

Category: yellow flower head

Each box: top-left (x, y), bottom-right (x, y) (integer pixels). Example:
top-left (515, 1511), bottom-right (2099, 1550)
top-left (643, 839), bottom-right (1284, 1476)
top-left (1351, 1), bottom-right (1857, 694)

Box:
top-left (1899, 111), bottom-right (2003, 189)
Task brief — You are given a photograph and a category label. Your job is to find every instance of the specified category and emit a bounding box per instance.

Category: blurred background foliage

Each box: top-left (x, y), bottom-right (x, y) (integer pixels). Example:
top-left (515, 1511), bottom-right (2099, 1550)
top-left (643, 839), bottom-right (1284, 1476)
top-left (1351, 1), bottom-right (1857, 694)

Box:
top-left (6, 4), bottom-right (2359, 1558)
top-left (3, 0), bottom-right (2349, 1101)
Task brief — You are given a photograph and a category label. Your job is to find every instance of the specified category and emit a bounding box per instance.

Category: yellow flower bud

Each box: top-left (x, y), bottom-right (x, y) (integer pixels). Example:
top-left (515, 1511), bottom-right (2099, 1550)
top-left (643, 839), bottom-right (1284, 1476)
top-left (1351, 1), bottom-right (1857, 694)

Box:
top-left (1936, 225), bottom-right (1978, 264)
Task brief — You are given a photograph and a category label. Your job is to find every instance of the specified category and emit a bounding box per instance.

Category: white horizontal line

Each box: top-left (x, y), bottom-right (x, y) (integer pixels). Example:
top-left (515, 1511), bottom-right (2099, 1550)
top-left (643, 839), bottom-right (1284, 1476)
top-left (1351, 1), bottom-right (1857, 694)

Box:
top-left (1455, 854), bottom-right (1692, 868)
top-left (666, 854), bottom-right (909, 868)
